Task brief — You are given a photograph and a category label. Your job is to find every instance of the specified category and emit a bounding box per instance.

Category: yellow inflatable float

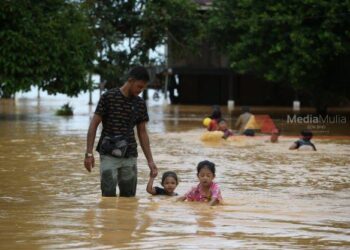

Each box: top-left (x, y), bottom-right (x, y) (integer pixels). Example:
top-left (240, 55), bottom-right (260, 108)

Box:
top-left (200, 131), bottom-right (224, 142)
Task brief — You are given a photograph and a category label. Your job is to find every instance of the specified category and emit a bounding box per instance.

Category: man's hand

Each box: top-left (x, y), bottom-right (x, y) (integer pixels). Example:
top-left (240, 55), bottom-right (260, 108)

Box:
top-left (84, 155), bottom-right (95, 172)
top-left (148, 161), bottom-right (158, 178)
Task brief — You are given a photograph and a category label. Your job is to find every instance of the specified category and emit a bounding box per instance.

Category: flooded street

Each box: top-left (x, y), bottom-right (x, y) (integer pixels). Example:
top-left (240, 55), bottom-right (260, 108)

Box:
top-left (0, 91), bottom-right (350, 249)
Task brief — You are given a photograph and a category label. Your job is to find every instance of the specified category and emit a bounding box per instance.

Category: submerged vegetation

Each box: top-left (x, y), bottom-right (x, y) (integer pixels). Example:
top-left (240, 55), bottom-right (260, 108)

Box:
top-left (55, 103), bottom-right (73, 116)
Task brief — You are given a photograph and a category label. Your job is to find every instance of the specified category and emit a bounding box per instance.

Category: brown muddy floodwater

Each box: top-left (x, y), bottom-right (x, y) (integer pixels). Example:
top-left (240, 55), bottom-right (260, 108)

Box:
top-left (0, 92), bottom-right (350, 250)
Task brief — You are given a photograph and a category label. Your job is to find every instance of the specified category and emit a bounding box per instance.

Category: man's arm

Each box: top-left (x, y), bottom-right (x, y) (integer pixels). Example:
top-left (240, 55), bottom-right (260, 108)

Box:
top-left (84, 114), bottom-right (102, 172)
top-left (137, 121), bottom-right (158, 177)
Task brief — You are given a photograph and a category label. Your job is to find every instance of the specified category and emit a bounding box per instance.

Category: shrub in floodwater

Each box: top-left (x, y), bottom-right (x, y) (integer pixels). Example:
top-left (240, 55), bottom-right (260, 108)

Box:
top-left (55, 103), bottom-right (73, 116)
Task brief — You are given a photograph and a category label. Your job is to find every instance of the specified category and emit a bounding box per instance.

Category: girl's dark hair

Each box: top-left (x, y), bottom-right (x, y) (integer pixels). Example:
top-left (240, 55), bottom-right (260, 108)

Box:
top-left (301, 129), bottom-right (313, 140)
top-left (128, 66), bottom-right (150, 82)
top-left (197, 160), bottom-right (216, 175)
top-left (161, 171), bottom-right (178, 185)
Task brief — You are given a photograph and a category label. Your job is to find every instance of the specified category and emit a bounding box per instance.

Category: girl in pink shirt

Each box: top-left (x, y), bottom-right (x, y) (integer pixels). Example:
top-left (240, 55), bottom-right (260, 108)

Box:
top-left (178, 160), bottom-right (223, 206)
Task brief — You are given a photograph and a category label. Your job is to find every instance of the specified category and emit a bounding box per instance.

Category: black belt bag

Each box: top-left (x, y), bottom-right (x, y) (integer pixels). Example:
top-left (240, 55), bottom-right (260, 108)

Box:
top-left (100, 98), bottom-right (138, 158)
top-left (100, 135), bottom-right (128, 158)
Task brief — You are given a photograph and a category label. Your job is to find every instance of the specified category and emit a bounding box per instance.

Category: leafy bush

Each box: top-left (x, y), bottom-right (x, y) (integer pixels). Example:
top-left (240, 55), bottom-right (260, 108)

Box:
top-left (56, 103), bottom-right (73, 116)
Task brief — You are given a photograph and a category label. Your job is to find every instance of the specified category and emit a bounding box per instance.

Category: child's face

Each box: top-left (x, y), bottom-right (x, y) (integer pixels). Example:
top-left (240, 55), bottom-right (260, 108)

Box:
top-left (197, 167), bottom-right (215, 187)
top-left (162, 176), bottom-right (178, 194)
top-left (218, 121), bottom-right (227, 131)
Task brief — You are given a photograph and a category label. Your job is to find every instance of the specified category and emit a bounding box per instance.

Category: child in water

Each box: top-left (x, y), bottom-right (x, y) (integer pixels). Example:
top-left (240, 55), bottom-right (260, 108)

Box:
top-left (218, 119), bottom-right (234, 139)
top-left (147, 171), bottom-right (179, 196)
top-left (270, 128), bottom-right (280, 143)
top-left (207, 105), bottom-right (222, 131)
top-left (289, 129), bottom-right (317, 151)
top-left (178, 160), bottom-right (223, 206)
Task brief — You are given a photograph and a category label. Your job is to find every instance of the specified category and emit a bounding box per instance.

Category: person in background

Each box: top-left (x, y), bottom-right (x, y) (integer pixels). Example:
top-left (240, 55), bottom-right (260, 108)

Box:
top-left (270, 128), bottom-right (280, 143)
top-left (235, 106), bottom-right (255, 136)
top-left (289, 130), bottom-right (317, 151)
top-left (218, 119), bottom-right (234, 139)
top-left (207, 105), bottom-right (222, 131)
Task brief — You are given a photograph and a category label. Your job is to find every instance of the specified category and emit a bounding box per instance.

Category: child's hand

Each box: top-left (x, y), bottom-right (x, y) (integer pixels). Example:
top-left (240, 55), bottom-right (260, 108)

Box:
top-left (176, 196), bottom-right (186, 202)
top-left (208, 198), bottom-right (219, 206)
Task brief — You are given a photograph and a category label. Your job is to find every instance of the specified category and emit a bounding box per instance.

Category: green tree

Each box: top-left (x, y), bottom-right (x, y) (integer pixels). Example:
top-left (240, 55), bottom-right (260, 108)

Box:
top-left (83, 0), bottom-right (202, 88)
top-left (208, 0), bottom-right (350, 112)
top-left (0, 0), bottom-right (95, 98)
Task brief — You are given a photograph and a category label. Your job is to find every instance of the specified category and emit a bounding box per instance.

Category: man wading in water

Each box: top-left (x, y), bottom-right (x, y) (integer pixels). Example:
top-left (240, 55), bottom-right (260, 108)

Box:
top-left (84, 66), bottom-right (158, 197)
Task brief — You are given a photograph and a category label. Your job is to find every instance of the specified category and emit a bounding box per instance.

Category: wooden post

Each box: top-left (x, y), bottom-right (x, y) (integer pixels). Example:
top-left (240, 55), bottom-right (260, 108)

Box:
top-left (88, 73), bottom-right (93, 105)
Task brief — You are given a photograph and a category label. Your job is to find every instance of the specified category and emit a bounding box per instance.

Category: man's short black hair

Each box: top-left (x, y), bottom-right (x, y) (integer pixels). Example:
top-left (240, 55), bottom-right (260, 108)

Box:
top-left (197, 160), bottom-right (216, 175)
top-left (128, 66), bottom-right (150, 82)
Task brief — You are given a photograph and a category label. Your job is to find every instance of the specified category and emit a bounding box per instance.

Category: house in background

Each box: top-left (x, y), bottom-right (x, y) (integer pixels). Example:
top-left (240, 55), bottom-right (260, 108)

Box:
top-left (164, 0), bottom-right (349, 109)
top-left (161, 0), bottom-right (298, 106)
top-left (166, 39), bottom-right (301, 106)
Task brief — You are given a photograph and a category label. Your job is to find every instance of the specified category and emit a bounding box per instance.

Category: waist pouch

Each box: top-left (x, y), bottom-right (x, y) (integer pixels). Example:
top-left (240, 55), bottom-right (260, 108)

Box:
top-left (100, 135), bottom-right (128, 158)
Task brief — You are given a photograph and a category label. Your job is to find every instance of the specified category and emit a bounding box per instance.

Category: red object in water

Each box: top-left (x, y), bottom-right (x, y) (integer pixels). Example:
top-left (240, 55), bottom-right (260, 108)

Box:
top-left (254, 115), bottom-right (277, 133)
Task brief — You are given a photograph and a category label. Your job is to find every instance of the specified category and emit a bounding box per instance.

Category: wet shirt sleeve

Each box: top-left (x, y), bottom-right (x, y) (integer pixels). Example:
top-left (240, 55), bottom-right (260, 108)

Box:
top-left (155, 187), bottom-right (167, 195)
top-left (95, 93), bottom-right (107, 116)
top-left (135, 98), bottom-right (149, 124)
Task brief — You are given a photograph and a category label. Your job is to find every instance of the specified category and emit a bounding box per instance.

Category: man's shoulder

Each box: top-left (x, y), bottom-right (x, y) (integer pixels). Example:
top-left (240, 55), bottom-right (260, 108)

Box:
top-left (134, 95), bottom-right (146, 104)
top-left (133, 96), bottom-right (147, 111)
top-left (103, 89), bottom-right (127, 103)
top-left (101, 88), bottom-right (119, 98)
top-left (105, 88), bottom-right (120, 95)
